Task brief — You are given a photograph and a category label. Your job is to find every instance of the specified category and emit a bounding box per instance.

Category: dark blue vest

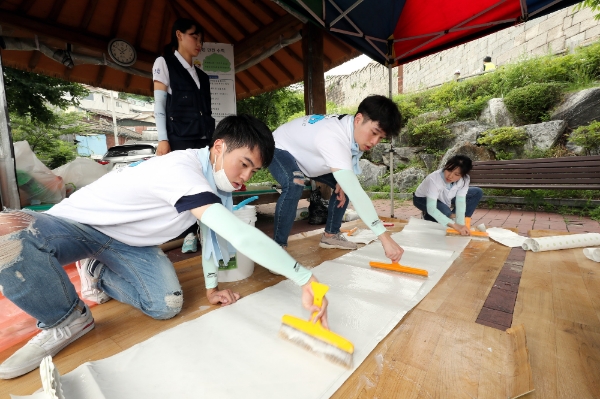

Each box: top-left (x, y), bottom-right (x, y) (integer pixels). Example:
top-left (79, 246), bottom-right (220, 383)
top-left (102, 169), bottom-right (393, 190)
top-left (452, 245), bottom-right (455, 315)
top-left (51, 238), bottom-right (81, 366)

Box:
top-left (163, 54), bottom-right (215, 143)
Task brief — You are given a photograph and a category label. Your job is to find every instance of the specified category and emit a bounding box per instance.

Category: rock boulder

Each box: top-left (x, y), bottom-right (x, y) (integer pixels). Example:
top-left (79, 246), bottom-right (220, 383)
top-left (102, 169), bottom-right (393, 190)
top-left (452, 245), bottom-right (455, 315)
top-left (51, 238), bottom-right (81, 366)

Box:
top-left (391, 167), bottom-right (426, 192)
top-left (382, 146), bottom-right (424, 167)
top-left (369, 143), bottom-right (389, 164)
top-left (438, 141), bottom-right (495, 169)
top-left (358, 159), bottom-right (387, 188)
top-left (551, 87), bottom-right (600, 128)
top-left (479, 98), bottom-right (515, 127)
top-left (523, 120), bottom-right (567, 151)
top-left (419, 153), bottom-right (439, 172)
top-left (445, 120), bottom-right (489, 148)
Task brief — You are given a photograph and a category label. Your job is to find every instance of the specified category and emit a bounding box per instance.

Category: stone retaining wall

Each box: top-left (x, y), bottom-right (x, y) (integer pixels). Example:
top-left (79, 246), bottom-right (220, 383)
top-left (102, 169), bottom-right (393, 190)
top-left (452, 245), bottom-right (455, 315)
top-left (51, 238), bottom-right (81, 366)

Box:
top-left (326, 62), bottom-right (399, 108)
top-left (403, 6), bottom-right (600, 92)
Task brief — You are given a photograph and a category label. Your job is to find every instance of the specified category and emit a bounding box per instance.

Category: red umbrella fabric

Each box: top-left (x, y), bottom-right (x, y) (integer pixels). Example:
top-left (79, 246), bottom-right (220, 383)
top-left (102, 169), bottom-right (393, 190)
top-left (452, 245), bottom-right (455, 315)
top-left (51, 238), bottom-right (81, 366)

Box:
top-left (275, 0), bottom-right (582, 65)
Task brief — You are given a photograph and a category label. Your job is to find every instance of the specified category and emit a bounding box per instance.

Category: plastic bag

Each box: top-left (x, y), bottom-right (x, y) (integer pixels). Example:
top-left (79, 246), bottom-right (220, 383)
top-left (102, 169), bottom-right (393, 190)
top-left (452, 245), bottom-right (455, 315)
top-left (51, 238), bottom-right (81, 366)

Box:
top-left (308, 187), bottom-right (329, 225)
top-left (0, 263), bottom-right (98, 353)
top-left (342, 208), bottom-right (360, 222)
top-left (14, 141), bottom-right (66, 206)
top-left (53, 158), bottom-right (108, 197)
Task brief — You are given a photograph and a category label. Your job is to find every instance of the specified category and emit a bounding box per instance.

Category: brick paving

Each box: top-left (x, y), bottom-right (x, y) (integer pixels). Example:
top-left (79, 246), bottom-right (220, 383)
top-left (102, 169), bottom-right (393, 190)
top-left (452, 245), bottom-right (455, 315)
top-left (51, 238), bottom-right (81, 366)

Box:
top-left (370, 199), bottom-right (600, 234)
top-left (369, 199), bottom-right (600, 331)
top-left (476, 247), bottom-right (526, 331)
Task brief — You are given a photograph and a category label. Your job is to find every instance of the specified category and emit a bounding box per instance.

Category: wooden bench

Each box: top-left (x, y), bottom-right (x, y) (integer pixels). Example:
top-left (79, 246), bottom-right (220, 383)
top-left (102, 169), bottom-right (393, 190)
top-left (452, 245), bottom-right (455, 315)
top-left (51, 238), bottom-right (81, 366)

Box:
top-left (232, 184), bottom-right (311, 205)
top-left (469, 155), bottom-right (600, 190)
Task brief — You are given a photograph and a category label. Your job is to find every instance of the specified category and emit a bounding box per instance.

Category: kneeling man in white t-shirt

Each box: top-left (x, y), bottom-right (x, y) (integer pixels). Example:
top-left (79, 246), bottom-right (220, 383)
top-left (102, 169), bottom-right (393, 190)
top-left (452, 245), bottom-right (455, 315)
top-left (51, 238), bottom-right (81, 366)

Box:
top-left (0, 115), bottom-right (328, 380)
top-left (270, 95), bottom-right (404, 261)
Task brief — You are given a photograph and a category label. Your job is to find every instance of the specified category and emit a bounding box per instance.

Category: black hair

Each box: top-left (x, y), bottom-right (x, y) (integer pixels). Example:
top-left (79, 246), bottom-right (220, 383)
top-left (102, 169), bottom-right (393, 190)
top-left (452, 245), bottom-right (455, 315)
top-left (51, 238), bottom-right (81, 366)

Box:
top-left (355, 95), bottom-right (402, 138)
top-left (210, 114), bottom-right (275, 167)
top-left (483, 56), bottom-right (492, 62)
top-left (443, 155), bottom-right (473, 177)
top-left (163, 18), bottom-right (204, 55)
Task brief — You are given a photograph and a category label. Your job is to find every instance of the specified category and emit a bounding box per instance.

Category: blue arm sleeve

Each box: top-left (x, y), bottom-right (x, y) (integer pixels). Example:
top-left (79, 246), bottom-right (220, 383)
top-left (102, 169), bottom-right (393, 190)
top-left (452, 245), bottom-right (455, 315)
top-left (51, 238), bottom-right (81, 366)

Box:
top-left (200, 204), bottom-right (312, 288)
top-left (455, 196), bottom-right (466, 225)
top-left (426, 197), bottom-right (452, 226)
top-left (154, 90), bottom-right (168, 141)
top-left (332, 169), bottom-right (386, 236)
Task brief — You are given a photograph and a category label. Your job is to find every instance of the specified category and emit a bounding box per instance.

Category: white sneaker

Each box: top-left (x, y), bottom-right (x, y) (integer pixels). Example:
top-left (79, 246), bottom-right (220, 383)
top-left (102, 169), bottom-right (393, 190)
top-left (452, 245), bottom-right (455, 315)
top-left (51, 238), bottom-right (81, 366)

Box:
top-left (76, 258), bottom-right (111, 304)
top-left (181, 232), bottom-right (198, 253)
top-left (0, 302), bottom-right (94, 379)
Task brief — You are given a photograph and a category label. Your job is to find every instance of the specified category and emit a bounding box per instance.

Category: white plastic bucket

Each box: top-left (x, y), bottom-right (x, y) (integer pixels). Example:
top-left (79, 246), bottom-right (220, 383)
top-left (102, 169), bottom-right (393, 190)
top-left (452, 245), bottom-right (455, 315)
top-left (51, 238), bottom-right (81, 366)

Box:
top-left (217, 205), bottom-right (257, 282)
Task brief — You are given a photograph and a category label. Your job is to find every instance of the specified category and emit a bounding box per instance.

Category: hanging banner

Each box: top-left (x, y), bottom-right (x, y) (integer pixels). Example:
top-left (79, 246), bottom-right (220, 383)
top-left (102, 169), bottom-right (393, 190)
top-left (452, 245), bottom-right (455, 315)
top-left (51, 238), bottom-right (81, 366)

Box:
top-left (193, 43), bottom-right (236, 125)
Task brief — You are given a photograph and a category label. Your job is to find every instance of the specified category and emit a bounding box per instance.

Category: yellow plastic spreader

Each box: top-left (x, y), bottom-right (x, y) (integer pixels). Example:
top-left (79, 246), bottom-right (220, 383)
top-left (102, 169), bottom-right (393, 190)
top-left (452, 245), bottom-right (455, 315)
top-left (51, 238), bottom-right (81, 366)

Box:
top-left (279, 282), bottom-right (354, 368)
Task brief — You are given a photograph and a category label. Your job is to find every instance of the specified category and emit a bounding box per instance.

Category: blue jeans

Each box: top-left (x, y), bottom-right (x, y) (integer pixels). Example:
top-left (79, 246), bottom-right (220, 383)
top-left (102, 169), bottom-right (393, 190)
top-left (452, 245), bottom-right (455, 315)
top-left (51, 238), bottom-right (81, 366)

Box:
top-left (412, 187), bottom-right (483, 223)
top-left (0, 210), bottom-right (182, 329)
top-left (269, 149), bottom-right (349, 246)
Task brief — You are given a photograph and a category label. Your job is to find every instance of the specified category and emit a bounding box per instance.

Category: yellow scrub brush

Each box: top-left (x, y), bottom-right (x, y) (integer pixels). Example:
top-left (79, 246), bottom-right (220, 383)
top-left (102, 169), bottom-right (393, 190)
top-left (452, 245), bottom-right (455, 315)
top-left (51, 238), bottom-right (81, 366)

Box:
top-left (279, 281), bottom-right (354, 368)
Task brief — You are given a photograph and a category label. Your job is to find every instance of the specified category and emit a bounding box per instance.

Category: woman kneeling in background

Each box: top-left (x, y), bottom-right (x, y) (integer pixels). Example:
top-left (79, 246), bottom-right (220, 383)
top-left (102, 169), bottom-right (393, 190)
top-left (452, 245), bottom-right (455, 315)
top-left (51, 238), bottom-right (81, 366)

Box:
top-left (412, 155), bottom-right (483, 236)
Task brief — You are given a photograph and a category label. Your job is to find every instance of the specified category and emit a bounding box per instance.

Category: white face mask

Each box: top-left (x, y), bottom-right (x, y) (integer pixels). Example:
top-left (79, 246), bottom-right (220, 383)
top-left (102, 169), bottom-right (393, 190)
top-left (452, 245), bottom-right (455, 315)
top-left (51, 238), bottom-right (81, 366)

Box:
top-left (212, 143), bottom-right (238, 192)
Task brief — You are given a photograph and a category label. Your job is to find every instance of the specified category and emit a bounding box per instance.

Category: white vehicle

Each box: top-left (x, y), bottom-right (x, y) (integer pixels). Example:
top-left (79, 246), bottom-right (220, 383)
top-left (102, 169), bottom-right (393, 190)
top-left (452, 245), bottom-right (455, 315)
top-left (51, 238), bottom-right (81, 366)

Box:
top-left (99, 141), bottom-right (158, 171)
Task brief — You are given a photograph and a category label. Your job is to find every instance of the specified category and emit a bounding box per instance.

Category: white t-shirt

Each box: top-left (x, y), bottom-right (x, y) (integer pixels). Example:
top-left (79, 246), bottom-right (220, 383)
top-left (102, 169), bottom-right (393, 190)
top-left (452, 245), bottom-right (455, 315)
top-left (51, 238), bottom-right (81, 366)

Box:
top-left (273, 114), bottom-right (354, 177)
top-left (415, 169), bottom-right (470, 207)
top-left (152, 50), bottom-right (200, 94)
top-left (47, 150), bottom-right (214, 246)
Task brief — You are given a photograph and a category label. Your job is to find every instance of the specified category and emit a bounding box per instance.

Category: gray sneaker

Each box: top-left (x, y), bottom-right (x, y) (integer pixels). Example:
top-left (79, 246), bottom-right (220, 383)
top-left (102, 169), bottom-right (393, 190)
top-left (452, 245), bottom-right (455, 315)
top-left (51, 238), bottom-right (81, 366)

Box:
top-left (0, 302), bottom-right (94, 379)
top-left (319, 232), bottom-right (358, 250)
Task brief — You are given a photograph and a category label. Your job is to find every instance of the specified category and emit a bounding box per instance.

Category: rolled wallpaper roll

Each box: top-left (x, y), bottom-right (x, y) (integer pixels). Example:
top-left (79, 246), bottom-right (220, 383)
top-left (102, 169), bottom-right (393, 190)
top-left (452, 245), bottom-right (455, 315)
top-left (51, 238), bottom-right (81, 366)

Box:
top-left (522, 233), bottom-right (600, 252)
top-left (583, 247), bottom-right (600, 262)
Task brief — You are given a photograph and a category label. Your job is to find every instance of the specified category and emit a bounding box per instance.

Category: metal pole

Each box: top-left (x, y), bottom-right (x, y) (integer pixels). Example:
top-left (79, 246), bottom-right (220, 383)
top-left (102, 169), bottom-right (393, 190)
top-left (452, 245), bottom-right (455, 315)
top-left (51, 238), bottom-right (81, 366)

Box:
top-left (110, 91), bottom-right (118, 145)
top-left (388, 64), bottom-right (394, 218)
top-left (388, 64), bottom-right (393, 99)
top-left (0, 50), bottom-right (21, 209)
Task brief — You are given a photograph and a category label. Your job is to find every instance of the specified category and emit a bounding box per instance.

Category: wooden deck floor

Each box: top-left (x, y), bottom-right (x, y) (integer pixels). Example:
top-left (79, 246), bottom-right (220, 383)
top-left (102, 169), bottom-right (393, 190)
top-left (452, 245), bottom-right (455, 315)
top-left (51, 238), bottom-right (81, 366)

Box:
top-left (1, 224), bottom-right (599, 398)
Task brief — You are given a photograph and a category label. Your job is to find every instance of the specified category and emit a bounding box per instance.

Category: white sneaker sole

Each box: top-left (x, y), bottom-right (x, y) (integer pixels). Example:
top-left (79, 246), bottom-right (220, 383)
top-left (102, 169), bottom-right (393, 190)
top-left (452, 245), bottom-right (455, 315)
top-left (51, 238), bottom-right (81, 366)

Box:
top-left (81, 291), bottom-right (111, 305)
top-left (0, 320), bottom-right (95, 379)
top-left (319, 242), bottom-right (357, 250)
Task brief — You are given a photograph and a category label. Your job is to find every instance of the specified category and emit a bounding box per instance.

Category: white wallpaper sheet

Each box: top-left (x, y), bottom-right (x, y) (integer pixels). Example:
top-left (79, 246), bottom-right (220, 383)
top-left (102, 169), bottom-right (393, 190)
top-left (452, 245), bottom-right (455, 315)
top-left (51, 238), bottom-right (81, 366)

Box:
top-left (487, 227), bottom-right (528, 248)
top-left (522, 233), bottom-right (600, 252)
top-left (14, 224), bottom-right (470, 399)
top-left (583, 247), bottom-right (600, 262)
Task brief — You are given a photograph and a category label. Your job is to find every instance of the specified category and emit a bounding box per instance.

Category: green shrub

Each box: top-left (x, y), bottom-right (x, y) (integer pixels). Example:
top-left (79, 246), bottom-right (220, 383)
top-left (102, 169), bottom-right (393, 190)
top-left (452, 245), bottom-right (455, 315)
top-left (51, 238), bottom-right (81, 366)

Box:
top-left (571, 40), bottom-right (600, 83)
top-left (496, 56), bottom-right (570, 93)
top-left (247, 168), bottom-right (275, 184)
top-left (568, 121), bottom-right (600, 155)
top-left (477, 127), bottom-right (528, 150)
top-left (406, 119), bottom-right (454, 152)
top-left (395, 96), bottom-right (420, 127)
top-left (523, 145), bottom-right (573, 159)
top-left (504, 82), bottom-right (563, 124)
top-left (448, 96), bottom-right (491, 121)
top-left (590, 206), bottom-right (600, 222)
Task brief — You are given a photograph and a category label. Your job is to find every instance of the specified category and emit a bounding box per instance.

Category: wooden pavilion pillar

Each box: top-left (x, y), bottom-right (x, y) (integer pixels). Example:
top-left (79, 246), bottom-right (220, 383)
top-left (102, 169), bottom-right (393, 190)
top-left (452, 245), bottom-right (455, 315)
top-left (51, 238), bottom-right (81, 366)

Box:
top-left (302, 23), bottom-right (326, 115)
top-left (302, 23), bottom-right (331, 199)
top-left (0, 50), bottom-right (21, 209)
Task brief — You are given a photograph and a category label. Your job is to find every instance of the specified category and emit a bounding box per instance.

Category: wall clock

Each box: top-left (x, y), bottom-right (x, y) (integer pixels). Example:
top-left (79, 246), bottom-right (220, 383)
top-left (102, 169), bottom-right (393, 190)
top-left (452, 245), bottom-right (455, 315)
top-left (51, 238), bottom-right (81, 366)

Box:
top-left (108, 38), bottom-right (137, 67)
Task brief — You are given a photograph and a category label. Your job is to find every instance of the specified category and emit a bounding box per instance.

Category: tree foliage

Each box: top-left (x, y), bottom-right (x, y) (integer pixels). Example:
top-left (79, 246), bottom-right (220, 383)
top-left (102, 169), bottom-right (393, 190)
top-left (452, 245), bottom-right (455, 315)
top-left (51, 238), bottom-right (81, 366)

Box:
top-left (576, 0), bottom-right (600, 20)
top-left (3, 67), bottom-right (89, 125)
top-left (118, 92), bottom-right (154, 103)
top-left (11, 112), bottom-right (85, 169)
top-left (477, 127), bottom-right (528, 150)
top-left (503, 82), bottom-right (563, 124)
top-left (236, 87), bottom-right (304, 130)
top-left (568, 121), bottom-right (600, 155)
